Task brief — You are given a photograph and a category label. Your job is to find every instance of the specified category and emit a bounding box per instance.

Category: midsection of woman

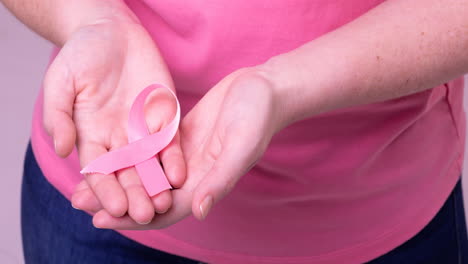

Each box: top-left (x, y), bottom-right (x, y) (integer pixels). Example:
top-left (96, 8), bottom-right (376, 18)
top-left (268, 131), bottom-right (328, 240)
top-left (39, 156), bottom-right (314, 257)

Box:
top-left (30, 0), bottom-right (466, 263)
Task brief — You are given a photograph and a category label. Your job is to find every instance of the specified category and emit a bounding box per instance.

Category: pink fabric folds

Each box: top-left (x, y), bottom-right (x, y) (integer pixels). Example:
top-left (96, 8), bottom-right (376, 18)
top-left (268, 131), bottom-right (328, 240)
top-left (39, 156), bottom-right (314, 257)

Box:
top-left (80, 84), bottom-right (180, 196)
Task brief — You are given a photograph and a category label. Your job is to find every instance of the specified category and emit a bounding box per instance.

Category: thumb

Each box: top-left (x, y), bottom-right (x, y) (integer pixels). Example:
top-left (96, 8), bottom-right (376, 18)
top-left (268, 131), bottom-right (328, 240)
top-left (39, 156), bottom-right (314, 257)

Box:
top-left (43, 54), bottom-right (77, 157)
top-left (191, 140), bottom-right (255, 221)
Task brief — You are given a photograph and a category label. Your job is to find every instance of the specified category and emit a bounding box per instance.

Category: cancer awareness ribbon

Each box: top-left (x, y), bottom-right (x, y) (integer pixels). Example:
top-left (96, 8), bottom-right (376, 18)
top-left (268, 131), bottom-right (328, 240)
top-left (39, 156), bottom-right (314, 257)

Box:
top-left (80, 84), bottom-right (180, 196)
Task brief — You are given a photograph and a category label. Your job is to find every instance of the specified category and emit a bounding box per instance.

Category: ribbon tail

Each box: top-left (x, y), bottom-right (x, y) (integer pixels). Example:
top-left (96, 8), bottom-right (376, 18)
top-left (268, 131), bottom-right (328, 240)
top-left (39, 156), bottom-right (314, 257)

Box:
top-left (135, 156), bottom-right (172, 196)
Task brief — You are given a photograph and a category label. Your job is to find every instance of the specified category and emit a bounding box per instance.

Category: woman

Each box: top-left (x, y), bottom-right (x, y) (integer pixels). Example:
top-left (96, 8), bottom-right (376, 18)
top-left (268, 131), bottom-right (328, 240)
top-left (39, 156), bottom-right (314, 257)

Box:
top-left (4, 0), bottom-right (468, 263)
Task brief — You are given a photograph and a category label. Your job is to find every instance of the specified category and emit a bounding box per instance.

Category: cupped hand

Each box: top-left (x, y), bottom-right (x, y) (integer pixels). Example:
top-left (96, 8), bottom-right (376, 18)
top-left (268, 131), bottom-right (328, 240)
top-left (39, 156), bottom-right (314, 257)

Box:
top-left (87, 67), bottom-right (285, 229)
top-left (43, 17), bottom-right (186, 225)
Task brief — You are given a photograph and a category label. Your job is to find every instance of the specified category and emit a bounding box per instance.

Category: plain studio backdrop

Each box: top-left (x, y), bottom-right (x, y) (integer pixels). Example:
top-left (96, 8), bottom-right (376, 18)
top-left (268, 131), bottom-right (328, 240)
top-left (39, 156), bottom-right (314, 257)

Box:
top-left (1, 5), bottom-right (468, 264)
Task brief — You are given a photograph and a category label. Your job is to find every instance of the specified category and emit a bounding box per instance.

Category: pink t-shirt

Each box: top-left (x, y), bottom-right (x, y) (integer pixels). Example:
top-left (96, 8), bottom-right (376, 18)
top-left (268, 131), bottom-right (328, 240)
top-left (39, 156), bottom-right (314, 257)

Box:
top-left (31, 0), bottom-right (466, 263)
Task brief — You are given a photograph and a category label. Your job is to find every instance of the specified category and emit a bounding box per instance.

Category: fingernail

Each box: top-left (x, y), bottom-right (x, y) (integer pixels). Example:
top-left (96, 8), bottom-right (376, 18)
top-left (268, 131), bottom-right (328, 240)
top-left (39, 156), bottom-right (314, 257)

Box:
top-left (199, 195), bottom-right (213, 220)
top-left (138, 220), bottom-right (151, 225)
top-left (71, 203), bottom-right (78, 210)
top-left (138, 217), bottom-right (153, 225)
top-left (54, 139), bottom-right (57, 152)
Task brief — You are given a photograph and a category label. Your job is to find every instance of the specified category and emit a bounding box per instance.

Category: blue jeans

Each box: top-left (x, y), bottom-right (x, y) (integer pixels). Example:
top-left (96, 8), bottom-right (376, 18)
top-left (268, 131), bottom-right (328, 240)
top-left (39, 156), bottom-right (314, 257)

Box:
top-left (21, 144), bottom-right (468, 263)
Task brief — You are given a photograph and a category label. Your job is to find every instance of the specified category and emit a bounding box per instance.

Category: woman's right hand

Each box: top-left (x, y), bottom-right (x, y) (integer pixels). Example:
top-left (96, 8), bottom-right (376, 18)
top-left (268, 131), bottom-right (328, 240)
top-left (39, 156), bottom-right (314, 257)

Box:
top-left (44, 12), bottom-right (186, 225)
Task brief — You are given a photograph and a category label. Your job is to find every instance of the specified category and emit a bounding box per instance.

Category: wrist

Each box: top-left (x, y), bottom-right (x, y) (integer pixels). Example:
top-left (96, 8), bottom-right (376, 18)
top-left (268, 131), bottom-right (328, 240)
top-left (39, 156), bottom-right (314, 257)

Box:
top-left (237, 64), bottom-right (293, 134)
top-left (256, 57), bottom-right (307, 131)
top-left (54, 0), bottom-right (139, 46)
top-left (258, 41), bottom-right (351, 130)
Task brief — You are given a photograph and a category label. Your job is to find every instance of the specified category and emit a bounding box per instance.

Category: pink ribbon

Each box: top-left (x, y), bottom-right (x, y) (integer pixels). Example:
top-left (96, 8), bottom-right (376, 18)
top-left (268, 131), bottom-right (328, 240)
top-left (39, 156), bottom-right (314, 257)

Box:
top-left (80, 84), bottom-right (180, 196)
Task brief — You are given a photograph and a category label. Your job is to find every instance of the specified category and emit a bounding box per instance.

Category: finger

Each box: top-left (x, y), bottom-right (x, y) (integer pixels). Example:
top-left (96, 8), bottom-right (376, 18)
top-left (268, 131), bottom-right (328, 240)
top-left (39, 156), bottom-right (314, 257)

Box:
top-left (151, 189), bottom-right (172, 214)
top-left (71, 180), bottom-right (102, 213)
top-left (79, 142), bottom-right (128, 217)
top-left (43, 54), bottom-right (76, 157)
top-left (191, 143), bottom-right (252, 221)
top-left (116, 167), bottom-right (155, 224)
top-left (159, 132), bottom-right (186, 188)
top-left (93, 188), bottom-right (192, 230)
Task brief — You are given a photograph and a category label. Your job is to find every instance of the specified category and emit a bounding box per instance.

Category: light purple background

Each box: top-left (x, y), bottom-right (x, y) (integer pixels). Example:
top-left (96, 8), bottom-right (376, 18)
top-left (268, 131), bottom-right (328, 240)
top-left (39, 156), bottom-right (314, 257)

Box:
top-left (1, 5), bottom-right (468, 264)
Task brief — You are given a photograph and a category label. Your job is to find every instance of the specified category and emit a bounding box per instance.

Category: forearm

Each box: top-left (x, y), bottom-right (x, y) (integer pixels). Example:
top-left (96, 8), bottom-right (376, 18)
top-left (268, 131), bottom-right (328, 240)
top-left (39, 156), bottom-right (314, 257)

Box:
top-left (1, 0), bottom-right (137, 46)
top-left (265, 0), bottom-right (468, 128)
